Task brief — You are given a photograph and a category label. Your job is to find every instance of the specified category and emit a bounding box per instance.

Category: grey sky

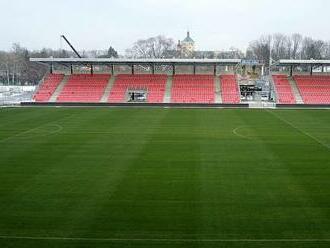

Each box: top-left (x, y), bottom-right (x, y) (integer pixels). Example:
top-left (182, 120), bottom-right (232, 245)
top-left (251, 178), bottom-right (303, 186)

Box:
top-left (0, 0), bottom-right (329, 53)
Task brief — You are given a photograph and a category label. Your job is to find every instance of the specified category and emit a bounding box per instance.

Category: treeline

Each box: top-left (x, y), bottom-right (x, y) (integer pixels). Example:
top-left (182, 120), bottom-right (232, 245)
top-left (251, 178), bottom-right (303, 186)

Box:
top-left (247, 33), bottom-right (330, 66)
top-left (0, 44), bottom-right (118, 85)
top-left (125, 34), bottom-right (330, 62)
top-left (1, 33), bottom-right (330, 85)
top-left (0, 44), bottom-right (75, 85)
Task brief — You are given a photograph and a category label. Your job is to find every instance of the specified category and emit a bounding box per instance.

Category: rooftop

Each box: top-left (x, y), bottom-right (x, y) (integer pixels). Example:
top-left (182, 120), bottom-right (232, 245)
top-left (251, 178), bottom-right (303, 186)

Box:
top-left (182, 31), bottom-right (194, 43)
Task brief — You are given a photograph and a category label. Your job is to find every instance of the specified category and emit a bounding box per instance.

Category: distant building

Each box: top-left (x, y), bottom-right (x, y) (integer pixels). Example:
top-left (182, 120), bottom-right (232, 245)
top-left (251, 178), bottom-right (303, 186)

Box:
top-left (175, 31), bottom-right (244, 59)
top-left (177, 31), bottom-right (195, 58)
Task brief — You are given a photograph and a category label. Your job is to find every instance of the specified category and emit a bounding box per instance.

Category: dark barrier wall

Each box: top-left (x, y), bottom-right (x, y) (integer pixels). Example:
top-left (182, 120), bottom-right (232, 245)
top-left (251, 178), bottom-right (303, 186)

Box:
top-left (277, 104), bottom-right (330, 108)
top-left (21, 102), bottom-right (249, 108)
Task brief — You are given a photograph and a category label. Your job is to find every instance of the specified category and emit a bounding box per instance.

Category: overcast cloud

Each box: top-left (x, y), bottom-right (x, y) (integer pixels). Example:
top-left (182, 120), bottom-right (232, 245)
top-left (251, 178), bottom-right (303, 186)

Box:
top-left (0, 0), bottom-right (329, 53)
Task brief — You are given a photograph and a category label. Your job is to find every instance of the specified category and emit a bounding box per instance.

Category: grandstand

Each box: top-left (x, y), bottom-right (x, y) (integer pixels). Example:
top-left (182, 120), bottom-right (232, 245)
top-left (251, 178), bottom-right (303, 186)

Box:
top-left (32, 73), bottom-right (243, 105)
top-left (21, 58), bottom-right (330, 107)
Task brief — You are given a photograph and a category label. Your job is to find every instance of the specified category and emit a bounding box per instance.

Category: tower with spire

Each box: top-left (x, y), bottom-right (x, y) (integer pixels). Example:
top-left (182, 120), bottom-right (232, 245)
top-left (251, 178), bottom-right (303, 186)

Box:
top-left (177, 31), bottom-right (195, 58)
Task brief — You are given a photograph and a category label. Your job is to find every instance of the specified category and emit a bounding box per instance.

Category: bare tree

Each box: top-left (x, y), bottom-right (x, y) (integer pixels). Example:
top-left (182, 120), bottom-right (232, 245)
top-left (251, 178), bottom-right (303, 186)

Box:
top-left (322, 42), bottom-right (330, 59)
top-left (300, 37), bottom-right (325, 59)
top-left (247, 33), bottom-right (330, 63)
top-left (126, 36), bottom-right (176, 59)
top-left (291, 33), bottom-right (302, 59)
top-left (246, 35), bottom-right (271, 65)
top-left (272, 33), bottom-right (288, 60)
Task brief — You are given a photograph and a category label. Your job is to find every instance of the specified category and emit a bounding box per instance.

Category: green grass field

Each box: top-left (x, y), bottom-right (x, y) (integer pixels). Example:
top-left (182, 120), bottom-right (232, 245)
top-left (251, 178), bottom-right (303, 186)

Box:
top-left (0, 107), bottom-right (330, 248)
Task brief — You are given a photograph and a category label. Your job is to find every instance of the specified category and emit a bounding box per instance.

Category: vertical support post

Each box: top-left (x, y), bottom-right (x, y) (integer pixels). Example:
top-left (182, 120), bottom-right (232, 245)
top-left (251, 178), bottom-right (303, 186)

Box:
top-left (91, 65), bottom-right (94, 75)
top-left (172, 64), bottom-right (176, 75)
top-left (193, 64), bottom-right (196, 75)
top-left (70, 64), bottom-right (73, 74)
top-left (50, 63), bottom-right (53, 74)
top-left (310, 65), bottom-right (313, 76)
top-left (321, 66), bottom-right (324, 73)
top-left (131, 64), bottom-right (134, 75)
top-left (152, 64), bottom-right (155, 74)
top-left (290, 66), bottom-right (293, 77)
top-left (214, 64), bottom-right (217, 76)
top-left (111, 64), bottom-right (114, 75)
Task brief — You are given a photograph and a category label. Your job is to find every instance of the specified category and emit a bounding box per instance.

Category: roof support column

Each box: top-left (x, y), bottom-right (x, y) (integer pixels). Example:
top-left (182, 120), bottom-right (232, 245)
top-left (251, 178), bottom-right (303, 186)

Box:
top-left (214, 64), bottom-right (217, 76)
top-left (131, 64), bottom-right (135, 75)
top-left (290, 66), bottom-right (293, 77)
top-left (172, 64), bottom-right (176, 75)
top-left (321, 66), bottom-right (324, 73)
top-left (310, 65), bottom-right (313, 76)
top-left (151, 64), bottom-right (155, 74)
top-left (193, 64), bottom-right (196, 75)
top-left (70, 64), bottom-right (73, 74)
top-left (91, 65), bottom-right (94, 75)
top-left (50, 63), bottom-right (53, 74)
top-left (111, 64), bottom-right (114, 75)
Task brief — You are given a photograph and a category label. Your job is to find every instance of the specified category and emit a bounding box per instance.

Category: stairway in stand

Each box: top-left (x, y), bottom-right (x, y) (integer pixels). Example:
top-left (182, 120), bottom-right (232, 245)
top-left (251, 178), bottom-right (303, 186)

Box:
top-left (288, 77), bottom-right (304, 104)
top-left (163, 75), bottom-right (173, 103)
top-left (49, 75), bottom-right (70, 102)
top-left (215, 76), bottom-right (222, 103)
top-left (100, 75), bottom-right (116, 103)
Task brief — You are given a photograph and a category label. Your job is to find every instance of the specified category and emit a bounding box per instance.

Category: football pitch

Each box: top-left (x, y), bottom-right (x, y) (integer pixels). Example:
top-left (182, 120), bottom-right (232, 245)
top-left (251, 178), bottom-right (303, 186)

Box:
top-left (0, 107), bottom-right (330, 248)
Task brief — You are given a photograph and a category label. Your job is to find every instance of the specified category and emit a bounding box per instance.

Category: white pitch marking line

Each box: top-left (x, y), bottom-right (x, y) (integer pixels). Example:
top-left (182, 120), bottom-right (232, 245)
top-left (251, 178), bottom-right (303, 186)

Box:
top-left (232, 126), bottom-right (252, 140)
top-left (0, 112), bottom-right (77, 143)
top-left (268, 110), bottom-right (330, 150)
top-left (0, 124), bottom-right (63, 143)
top-left (0, 126), bottom-right (44, 143)
top-left (0, 235), bottom-right (330, 242)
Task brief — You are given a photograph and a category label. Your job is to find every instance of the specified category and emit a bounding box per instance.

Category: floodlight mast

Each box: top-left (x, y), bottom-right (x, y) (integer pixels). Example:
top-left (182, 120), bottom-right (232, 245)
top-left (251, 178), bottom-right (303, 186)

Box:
top-left (61, 35), bottom-right (82, 58)
top-left (269, 37), bottom-right (273, 75)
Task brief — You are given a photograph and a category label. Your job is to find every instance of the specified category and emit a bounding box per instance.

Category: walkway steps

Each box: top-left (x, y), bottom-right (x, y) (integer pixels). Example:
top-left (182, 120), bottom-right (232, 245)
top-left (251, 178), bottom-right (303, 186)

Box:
top-left (215, 76), bottom-right (222, 103)
top-left (288, 77), bottom-right (304, 104)
top-left (49, 75), bottom-right (70, 102)
top-left (100, 76), bottom-right (116, 103)
top-left (163, 75), bottom-right (173, 103)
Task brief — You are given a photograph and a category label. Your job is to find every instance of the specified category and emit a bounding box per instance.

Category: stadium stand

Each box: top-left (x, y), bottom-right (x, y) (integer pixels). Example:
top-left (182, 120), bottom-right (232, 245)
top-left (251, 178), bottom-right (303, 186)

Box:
top-left (33, 74), bottom-right (64, 102)
top-left (108, 74), bottom-right (167, 103)
top-left (171, 75), bottom-right (215, 103)
top-left (272, 75), bottom-right (296, 104)
top-left (220, 75), bottom-right (240, 104)
top-left (57, 74), bottom-right (110, 102)
top-left (31, 72), bottom-right (330, 106)
top-left (294, 75), bottom-right (330, 104)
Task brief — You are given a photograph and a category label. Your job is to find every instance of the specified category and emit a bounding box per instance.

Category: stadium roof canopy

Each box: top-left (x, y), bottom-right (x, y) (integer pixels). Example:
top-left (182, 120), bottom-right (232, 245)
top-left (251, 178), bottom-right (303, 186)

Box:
top-left (30, 58), bottom-right (242, 66)
top-left (274, 59), bottom-right (330, 76)
top-left (275, 59), bottom-right (330, 66)
top-left (30, 58), bottom-right (244, 75)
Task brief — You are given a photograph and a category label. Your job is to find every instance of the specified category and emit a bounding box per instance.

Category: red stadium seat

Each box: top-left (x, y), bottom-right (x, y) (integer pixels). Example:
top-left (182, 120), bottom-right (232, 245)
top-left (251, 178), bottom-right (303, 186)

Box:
top-left (108, 74), bottom-right (167, 103)
top-left (171, 75), bottom-right (215, 103)
top-left (294, 75), bottom-right (330, 104)
top-left (33, 74), bottom-right (64, 102)
top-left (57, 74), bottom-right (110, 103)
top-left (272, 75), bottom-right (296, 104)
top-left (220, 75), bottom-right (240, 104)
